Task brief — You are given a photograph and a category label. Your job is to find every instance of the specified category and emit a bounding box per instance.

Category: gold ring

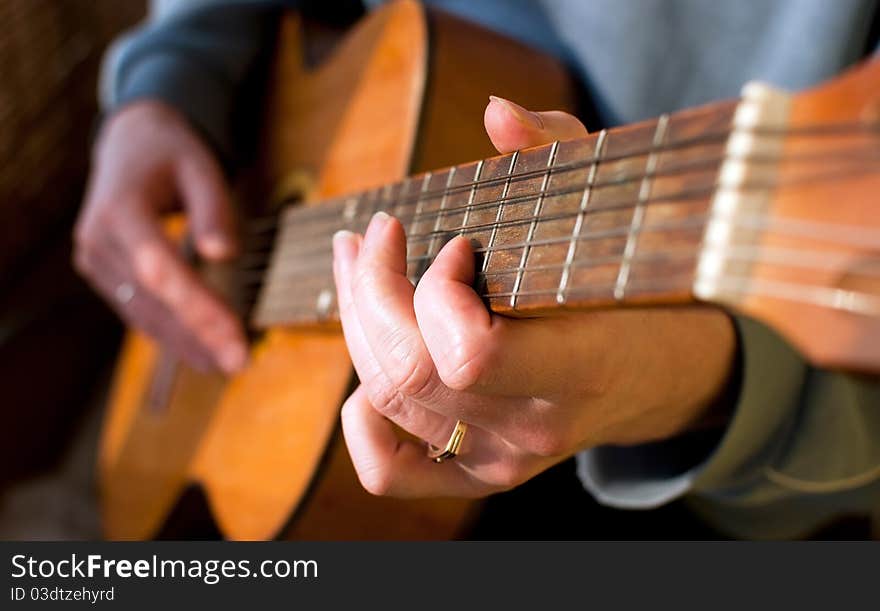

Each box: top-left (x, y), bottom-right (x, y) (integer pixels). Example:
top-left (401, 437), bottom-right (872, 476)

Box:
top-left (427, 420), bottom-right (468, 463)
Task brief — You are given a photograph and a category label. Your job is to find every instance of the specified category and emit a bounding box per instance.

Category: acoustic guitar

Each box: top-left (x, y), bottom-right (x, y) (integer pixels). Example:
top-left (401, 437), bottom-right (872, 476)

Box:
top-left (98, 0), bottom-right (880, 540)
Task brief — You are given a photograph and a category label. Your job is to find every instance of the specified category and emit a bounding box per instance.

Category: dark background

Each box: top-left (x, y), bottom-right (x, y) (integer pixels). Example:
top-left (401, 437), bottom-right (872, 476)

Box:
top-left (0, 0), bottom-right (144, 538)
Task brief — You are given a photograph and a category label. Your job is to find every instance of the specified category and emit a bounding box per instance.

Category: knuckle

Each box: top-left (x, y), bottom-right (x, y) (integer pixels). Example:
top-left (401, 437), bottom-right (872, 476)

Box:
top-left (72, 219), bottom-right (99, 255)
top-left (91, 202), bottom-right (126, 231)
top-left (72, 249), bottom-right (93, 276)
top-left (339, 395), bottom-right (367, 437)
top-left (384, 332), bottom-right (433, 399)
top-left (338, 393), bottom-right (393, 496)
top-left (131, 243), bottom-right (168, 292)
top-left (72, 238), bottom-right (102, 278)
top-left (348, 265), bottom-right (435, 400)
top-left (436, 340), bottom-right (491, 392)
top-left (181, 295), bottom-right (221, 329)
top-left (348, 265), bottom-right (372, 299)
top-left (71, 221), bottom-right (89, 250)
top-left (484, 461), bottom-right (525, 491)
top-left (358, 464), bottom-right (393, 497)
top-left (340, 395), bottom-right (358, 426)
top-left (362, 373), bottom-right (408, 421)
top-left (390, 352), bottom-right (433, 400)
top-left (525, 428), bottom-right (570, 458)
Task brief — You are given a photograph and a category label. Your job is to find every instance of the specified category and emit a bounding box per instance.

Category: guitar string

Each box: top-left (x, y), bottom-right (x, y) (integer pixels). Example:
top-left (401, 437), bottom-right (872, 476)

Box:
top-left (243, 161), bottom-right (880, 280)
top-left (251, 271), bottom-right (880, 319)
top-left (246, 239), bottom-right (880, 292)
top-left (250, 214), bottom-right (880, 309)
top-left (247, 210), bottom-right (880, 302)
top-left (252, 120), bottom-right (878, 230)
top-left (256, 144), bottom-right (880, 241)
top-left (245, 147), bottom-right (879, 253)
top-left (482, 277), bottom-right (880, 316)
top-left (228, 121), bottom-right (879, 311)
top-left (246, 218), bottom-right (709, 286)
top-left (248, 160), bottom-right (878, 282)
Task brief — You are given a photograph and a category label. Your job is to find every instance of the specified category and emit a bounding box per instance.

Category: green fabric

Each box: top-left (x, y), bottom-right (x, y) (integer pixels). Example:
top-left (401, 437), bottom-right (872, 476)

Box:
top-left (689, 318), bottom-right (880, 539)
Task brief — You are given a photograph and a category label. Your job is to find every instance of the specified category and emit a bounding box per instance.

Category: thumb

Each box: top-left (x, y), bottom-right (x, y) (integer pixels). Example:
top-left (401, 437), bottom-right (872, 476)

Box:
top-left (484, 95), bottom-right (588, 153)
top-left (176, 150), bottom-right (239, 261)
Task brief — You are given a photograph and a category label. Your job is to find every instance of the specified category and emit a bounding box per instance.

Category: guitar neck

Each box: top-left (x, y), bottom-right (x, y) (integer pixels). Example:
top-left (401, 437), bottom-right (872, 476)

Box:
top-left (252, 98), bottom-right (748, 328)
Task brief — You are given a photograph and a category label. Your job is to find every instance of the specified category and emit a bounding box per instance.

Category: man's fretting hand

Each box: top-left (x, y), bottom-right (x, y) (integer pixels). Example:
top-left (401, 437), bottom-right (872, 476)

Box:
top-left (332, 96), bottom-right (737, 498)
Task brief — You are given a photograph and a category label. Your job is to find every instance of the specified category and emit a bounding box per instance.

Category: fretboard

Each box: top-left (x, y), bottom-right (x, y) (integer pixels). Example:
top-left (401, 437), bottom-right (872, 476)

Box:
top-left (251, 99), bottom-right (741, 328)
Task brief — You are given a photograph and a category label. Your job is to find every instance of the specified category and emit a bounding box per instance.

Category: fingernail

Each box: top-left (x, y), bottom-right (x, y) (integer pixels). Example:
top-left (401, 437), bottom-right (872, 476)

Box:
top-left (371, 210), bottom-right (391, 227)
top-left (333, 229), bottom-right (355, 244)
top-left (489, 95), bottom-right (544, 130)
top-left (332, 229), bottom-right (356, 256)
top-left (219, 343), bottom-right (247, 374)
top-left (364, 211), bottom-right (391, 244)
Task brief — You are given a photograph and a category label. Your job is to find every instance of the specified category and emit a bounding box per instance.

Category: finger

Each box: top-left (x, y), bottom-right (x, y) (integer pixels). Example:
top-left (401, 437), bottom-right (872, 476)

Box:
top-left (333, 229), bottom-right (458, 447)
top-left (342, 386), bottom-right (550, 497)
top-left (415, 236), bottom-right (586, 399)
top-left (77, 241), bottom-right (217, 371)
top-left (340, 217), bottom-right (539, 444)
top-left (110, 203), bottom-right (248, 374)
top-left (484, 95), bottom-right (588, 153)
top-left (176, 151), bottom-right (239, 261)
top-left (347, 212), bottom-right (449, 407)
top-left (340, 385), bottom-right (490, 498)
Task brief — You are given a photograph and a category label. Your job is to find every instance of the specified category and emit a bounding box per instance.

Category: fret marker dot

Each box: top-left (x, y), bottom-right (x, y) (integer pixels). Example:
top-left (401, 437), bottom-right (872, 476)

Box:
top-left (316, 289), bottom-right (333, 317)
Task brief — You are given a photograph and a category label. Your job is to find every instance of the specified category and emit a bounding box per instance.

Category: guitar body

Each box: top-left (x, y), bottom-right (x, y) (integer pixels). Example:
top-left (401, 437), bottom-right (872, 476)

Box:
top-left (99, 0), bottom-right (577, 540)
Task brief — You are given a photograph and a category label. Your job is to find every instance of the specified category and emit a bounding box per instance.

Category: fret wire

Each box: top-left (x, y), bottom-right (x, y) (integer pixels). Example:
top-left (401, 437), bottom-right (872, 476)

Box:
top-left (483, 151), bottom-right (520, 274)
top-left (392, 178), bottom-right (410, 220)
top-left (408, 172), bottom-right (432, 237)
top-left (417, 214), bottom-right (708, 261)
top-left (366, 186), bottom-right (382, 219)
top-left (258, 203), bottom-right (879, 284)
top-left (476, 277), bottom-right (880, 318)
top-left (260, 214), bottom-right (709, 284)
top-left (252, 276), bottom-right (880, 320)
top-left (270, 120), bottom-right (874, 227)
top-left (281, 150), bottom-right (720, 233)
top-left (380, 183), bottom-right (393, 216)
top-left (271, 147), bottom-right (878, 238)
top-left (482, 274), bottom-right (696, 301)
top-left (482, 249), bottom-right (699, 278)
top-left (344, 188), bottom-right (372, 235)
top-left (254, 249), bottom-right (700, 298)
top-left (615, 114), bottom-right (670, 301)
top-left (252, 230), bottom-right (880, 315)
top-left (460, 160), bottom-right (484, 232)
top-left (262, 215), bottom-right (708, 286)
top-left (261, 213), bottom-right (708, 282)
top-left (557, 129), bottom-right (608, 304)
top-left (256, 157), bottom-right (879, 279)
top-left (342, 192), bottom-right (362, 230)
top-left (322, 192), bottom-right (374, 318)
top-left (510, 141), bottom-right (560, 308)
top-left (253, 147), bottom-right (870, 318)
top-left (426, 166), bottom-right (457, 260)
top-left (251, 239), bottom-right (880, 300)
top-left (273, 187), bottom-right (687, 264)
